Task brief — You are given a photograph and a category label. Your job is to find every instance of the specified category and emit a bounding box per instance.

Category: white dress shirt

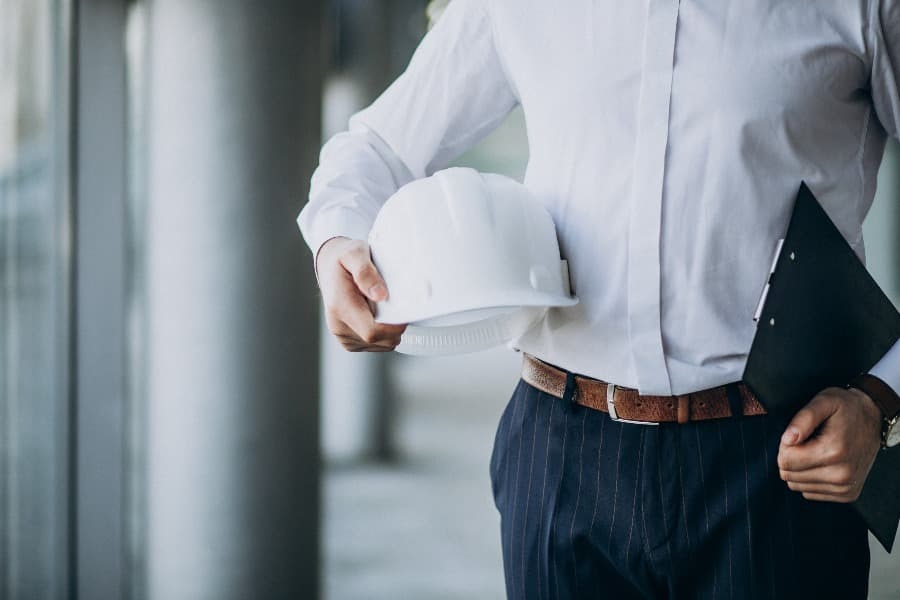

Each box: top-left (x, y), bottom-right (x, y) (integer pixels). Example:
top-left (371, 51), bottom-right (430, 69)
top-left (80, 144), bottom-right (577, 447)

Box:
top-left (299, 0), bottom-right (900, 396)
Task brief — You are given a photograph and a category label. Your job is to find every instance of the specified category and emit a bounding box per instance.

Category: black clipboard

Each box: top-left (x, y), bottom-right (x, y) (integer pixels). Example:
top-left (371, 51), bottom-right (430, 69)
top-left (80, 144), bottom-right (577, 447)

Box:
top-left (743, 182), bottom-right (900, 552)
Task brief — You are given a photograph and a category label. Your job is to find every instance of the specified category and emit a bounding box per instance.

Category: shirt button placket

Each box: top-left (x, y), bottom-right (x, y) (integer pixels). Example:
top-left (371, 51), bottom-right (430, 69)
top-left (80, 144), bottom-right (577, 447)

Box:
top-left (625, 0), bottom-right (681, 396)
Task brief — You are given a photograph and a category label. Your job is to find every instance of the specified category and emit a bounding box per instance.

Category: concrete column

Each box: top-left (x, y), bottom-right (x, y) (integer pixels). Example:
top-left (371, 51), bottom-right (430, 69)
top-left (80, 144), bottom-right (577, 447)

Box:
top-left (144, 2), bottom-right (322, 598)
top-left (76, 1), bottom-right (128, 597)
top-left (321, 0), bottom-right (425, 463)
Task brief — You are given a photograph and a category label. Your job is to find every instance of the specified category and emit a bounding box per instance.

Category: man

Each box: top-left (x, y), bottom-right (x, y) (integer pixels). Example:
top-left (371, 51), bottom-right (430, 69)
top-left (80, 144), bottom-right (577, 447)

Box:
top-left (299, 0), bottom-right (900, 597)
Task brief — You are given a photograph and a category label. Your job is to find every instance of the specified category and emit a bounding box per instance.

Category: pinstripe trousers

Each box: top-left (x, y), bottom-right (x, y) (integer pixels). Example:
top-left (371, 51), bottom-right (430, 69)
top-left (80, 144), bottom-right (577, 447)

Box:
top-left (489, 379), bottom-right (871, 599)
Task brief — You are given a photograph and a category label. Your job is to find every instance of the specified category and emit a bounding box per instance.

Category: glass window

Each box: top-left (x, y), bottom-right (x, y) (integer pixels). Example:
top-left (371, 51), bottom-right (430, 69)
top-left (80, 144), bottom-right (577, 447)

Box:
top-left (0, 0), bottom-right (71, 597)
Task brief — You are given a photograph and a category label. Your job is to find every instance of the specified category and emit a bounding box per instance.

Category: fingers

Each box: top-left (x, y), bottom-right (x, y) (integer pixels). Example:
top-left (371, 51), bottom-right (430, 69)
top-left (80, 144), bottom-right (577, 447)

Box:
top-left (335, 335), bottom-right (398, 352)
top-left (317, 238), bottom-right (407, 352)
top-left (796, 492), bottom-right (856, 503)
top-left (779, 464), bottom-right (854, 485)
top-left (780, 392), bottom-right (840, 446)
top-left (777, 435), bottom-right (835, 471)
top-left (777, 388), bottom-right (882, 504)
top-left (781, 463), bottom-right (862, 503)
top-left (339, 244), bottom-right (389, 302)
top-left (334, 316), bottom-right (405, 348)
top-left (332, 323), bottom-right (404, 352)
top-left (784, 476), bottom-right (860, 502)
top-left (779, 463), bottom-right (858, 500)
top-left (328, 299), bottom-right (406, 351)
top-left (337, 288), bottom-right (403, 342)
top-left (785, 481), bottom-right (853, 495)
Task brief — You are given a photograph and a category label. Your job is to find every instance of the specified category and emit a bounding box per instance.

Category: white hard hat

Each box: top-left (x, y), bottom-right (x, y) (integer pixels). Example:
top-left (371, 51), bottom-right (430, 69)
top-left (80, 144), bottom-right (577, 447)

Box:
top-left (368, 167), bottom-right (578, 355)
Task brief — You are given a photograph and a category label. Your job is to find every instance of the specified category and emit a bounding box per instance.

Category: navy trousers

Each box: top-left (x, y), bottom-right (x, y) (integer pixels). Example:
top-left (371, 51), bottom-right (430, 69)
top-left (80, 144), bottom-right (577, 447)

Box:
top-left (489, 379), bottom-right (871, 599)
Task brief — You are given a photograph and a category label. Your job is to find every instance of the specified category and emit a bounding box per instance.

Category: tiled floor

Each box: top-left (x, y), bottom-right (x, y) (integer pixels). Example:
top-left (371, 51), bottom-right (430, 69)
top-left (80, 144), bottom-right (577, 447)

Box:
top-left (325, 348), bottom-right (900, 599)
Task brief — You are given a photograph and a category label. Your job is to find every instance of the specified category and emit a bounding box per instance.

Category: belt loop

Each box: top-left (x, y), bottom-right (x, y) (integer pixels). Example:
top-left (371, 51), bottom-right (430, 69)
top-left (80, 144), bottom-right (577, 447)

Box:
top-left (563, 371), bottom-right (578, 404)
top-left (726, 383), bottom-right (744, 418)
top-left (677, 395), bottom-right (690, 424)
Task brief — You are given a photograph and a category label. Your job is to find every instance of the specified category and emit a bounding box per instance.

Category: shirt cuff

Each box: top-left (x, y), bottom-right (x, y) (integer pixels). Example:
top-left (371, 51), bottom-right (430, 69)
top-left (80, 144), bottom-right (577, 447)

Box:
top-left (298, 207), bottom-right (374, 279)
top-left (299, 208), bottom-right (372, 257)
top-left (870, 338), bottom-right (900, 397)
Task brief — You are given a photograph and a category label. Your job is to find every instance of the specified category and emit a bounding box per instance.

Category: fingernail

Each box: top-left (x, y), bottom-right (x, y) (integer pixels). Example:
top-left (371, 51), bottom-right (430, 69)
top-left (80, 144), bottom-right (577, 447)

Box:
top-left (781, 428), bottom-right (798, 445)
top-left (368, 283), bottom-right (387, 300)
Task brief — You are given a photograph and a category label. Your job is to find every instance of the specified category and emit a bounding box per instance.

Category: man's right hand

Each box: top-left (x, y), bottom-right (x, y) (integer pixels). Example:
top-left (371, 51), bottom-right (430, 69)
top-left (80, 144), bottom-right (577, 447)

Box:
top-left (316, 236), bottom-right (407, 352)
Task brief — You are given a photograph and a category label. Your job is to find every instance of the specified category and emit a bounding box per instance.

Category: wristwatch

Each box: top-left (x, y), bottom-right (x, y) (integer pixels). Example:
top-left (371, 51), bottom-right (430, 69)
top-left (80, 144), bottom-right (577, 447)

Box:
top-left (851, 373), bottom-right (900, 449)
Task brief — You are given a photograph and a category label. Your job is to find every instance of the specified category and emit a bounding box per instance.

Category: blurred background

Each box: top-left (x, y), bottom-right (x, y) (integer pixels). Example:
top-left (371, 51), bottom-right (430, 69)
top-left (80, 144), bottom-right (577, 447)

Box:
top-left (0, 1), bottom-right (898, 599)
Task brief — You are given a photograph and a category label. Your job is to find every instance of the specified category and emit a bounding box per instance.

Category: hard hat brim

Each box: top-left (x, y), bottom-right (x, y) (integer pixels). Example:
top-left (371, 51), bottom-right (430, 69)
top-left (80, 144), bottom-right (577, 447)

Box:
top-left (373, 290), bottom-right (578, 326)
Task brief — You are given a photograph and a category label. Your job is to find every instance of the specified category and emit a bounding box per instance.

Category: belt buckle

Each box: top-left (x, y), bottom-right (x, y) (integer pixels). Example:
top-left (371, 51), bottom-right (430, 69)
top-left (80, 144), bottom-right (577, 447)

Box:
top-left (606, 384), bottom-right (660, 426)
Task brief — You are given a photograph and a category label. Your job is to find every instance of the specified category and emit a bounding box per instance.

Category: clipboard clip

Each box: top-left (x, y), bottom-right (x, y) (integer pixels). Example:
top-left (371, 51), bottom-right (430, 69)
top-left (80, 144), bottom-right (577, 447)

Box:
top-left (753, 238), bottom-right (785, 323)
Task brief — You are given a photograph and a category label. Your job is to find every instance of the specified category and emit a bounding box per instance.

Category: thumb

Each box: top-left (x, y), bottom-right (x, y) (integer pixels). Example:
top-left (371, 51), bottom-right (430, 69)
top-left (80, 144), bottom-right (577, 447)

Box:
top-left (781, 394), bottom-right (839, 446)
top-left (339, 245), bottom-right (389, 302)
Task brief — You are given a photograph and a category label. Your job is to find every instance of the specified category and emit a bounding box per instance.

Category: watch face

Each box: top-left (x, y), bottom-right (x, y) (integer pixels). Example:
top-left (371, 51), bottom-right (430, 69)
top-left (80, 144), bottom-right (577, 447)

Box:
top-left (887, 419), bottom-right (900, 448)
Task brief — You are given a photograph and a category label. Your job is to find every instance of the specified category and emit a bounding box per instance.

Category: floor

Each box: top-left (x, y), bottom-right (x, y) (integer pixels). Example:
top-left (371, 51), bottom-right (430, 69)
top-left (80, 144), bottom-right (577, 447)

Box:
top-left (324, 349), bottom-right (517, 599)
top-left (325, 349), bottom-right (900, 600)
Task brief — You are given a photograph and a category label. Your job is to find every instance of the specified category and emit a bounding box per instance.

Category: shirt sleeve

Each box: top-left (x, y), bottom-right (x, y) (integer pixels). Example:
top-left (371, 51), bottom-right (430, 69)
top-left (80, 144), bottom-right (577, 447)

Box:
top-left (870, 0), bottom-right (900, 138)
top-left (868, 1), bottom-right (900, 395)
top-left (297, 0), bottom-right (519, 259)
top-left (870, 339), bottom-right (900, 396)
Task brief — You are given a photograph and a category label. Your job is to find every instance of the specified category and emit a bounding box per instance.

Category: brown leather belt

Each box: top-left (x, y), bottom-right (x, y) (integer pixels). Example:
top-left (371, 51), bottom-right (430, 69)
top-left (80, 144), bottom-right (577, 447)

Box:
top-left (522, 353), bottom-right (766, 424)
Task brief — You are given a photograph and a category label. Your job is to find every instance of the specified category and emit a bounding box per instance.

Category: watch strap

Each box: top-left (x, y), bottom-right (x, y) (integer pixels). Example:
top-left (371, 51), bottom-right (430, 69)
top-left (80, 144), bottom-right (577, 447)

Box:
top-left (852, 373), bottom-right (900, 419)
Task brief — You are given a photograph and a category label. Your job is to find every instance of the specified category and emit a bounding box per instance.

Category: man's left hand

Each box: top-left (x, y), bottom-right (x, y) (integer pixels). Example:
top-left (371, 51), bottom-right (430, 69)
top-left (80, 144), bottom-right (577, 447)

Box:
top-left (777, 387), bottom-right (882, 503)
